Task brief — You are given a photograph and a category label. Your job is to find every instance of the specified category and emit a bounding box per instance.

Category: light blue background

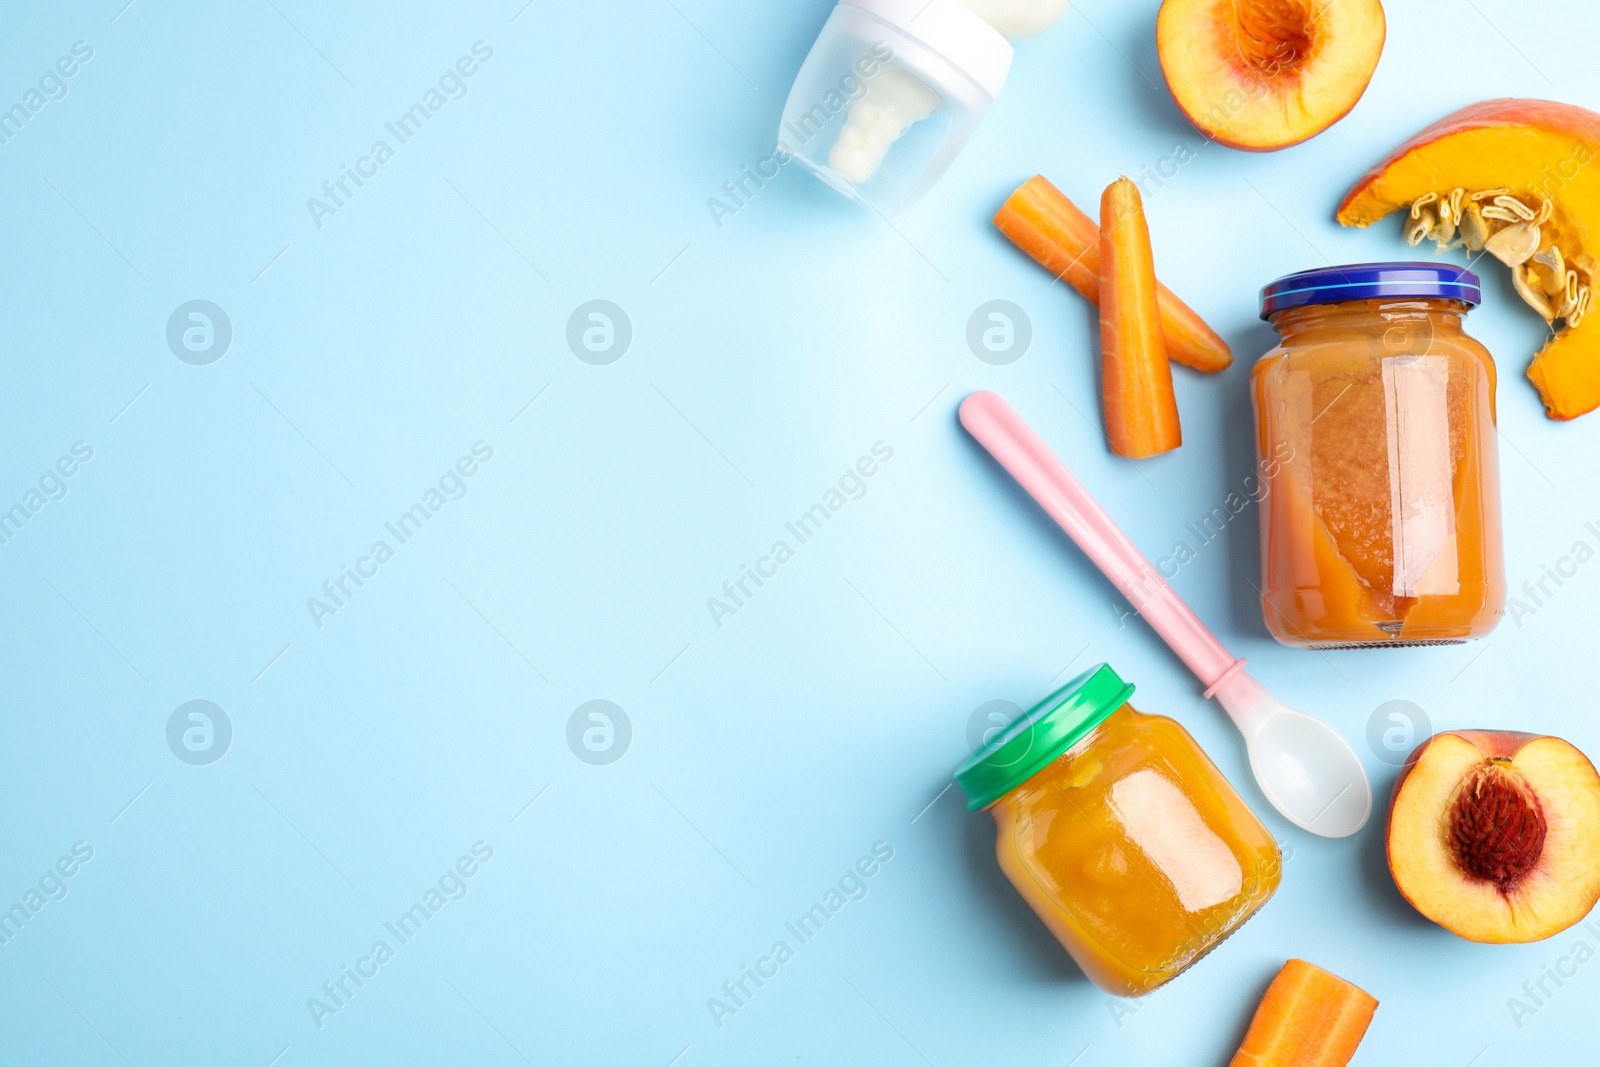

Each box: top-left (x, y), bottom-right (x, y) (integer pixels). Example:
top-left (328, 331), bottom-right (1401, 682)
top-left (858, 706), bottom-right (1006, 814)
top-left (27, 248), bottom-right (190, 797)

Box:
top-left (2, 1), bottom-right (1597, 1063)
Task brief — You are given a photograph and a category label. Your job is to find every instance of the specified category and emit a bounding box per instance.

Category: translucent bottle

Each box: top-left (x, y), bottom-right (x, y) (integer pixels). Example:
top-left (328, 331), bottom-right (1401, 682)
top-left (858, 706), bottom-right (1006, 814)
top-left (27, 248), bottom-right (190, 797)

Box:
top-left (778, 0), bottom-right (1067, 213)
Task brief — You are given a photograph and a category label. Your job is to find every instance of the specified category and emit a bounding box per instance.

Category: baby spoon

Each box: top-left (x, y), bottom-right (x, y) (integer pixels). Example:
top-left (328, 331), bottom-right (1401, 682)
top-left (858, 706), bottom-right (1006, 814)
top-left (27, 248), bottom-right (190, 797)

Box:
top-left (959, 390), bottom-right (1371, 838)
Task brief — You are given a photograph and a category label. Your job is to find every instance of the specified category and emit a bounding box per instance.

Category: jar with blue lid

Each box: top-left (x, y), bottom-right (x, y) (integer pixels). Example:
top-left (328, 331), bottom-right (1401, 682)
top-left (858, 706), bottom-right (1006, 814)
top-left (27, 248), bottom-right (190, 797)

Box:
top-left (1251, 262), bottom-right (1506, 648)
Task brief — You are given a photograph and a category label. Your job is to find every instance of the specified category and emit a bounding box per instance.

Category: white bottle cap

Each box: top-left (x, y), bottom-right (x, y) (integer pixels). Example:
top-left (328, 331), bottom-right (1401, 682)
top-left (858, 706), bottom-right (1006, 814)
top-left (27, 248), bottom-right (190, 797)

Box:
top-left (845, 0), bottom-right (1014, 99)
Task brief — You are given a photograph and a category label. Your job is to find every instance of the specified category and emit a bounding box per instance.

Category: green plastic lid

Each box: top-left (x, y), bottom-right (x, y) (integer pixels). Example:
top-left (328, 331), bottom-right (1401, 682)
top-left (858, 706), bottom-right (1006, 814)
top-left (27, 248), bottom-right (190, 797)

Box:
top-left (954, 663), bottom-right (1135, 811)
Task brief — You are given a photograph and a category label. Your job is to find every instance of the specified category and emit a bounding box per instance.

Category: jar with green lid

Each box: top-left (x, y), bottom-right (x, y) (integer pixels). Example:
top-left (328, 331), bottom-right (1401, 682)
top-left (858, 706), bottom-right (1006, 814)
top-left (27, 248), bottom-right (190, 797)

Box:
top-left (955, 664), bottom-right (1281, 996)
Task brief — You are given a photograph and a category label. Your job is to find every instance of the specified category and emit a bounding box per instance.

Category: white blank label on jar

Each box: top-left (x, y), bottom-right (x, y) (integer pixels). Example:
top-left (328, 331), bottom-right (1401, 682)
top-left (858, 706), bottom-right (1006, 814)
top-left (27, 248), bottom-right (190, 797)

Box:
top-left (1109, 768), bottom-right (1241, 913)
top-left (1382, 355), bottom-right (1460, 598)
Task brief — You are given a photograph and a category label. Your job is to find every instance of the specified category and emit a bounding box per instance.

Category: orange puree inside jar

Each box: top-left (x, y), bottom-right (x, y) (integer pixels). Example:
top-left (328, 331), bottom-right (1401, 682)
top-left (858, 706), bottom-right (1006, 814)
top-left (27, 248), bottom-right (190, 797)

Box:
top-left (1253, 268), bottom-right (1506, 647)
top-left (956, 665), bottom-right (1280, 996)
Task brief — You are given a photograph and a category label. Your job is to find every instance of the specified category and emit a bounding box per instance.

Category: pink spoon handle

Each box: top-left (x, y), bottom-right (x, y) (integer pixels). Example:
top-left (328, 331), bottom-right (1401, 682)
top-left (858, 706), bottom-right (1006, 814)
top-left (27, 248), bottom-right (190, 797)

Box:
top-left (959, 390), bottom-right (1243, 692)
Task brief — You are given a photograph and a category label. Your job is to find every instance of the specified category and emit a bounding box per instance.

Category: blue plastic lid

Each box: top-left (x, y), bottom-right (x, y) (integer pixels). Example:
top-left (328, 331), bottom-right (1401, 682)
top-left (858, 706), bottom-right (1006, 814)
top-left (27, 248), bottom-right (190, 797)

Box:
top-left (1260, 261), bottom-right (1482, 319)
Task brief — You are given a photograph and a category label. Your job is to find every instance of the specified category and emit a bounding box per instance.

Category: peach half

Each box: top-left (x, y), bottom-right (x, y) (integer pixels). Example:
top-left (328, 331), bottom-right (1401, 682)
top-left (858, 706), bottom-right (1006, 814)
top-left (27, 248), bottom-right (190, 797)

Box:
top-left (1338, 100), bottom-right (1600, 420)
top-left (1156, 0), bottom-right (1386, 151)
top-left (1387, 730), bottom-right (1600, 944)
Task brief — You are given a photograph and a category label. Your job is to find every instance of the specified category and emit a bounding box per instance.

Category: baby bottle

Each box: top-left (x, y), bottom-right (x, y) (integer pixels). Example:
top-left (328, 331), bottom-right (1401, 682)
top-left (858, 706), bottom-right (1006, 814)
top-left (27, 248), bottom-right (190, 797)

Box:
top-left (778, 0), bottom-right (1067, 213)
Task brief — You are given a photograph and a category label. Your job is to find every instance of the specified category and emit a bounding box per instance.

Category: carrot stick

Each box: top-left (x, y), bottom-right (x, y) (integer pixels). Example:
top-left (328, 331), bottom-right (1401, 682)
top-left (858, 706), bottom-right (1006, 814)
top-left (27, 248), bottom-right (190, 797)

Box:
top-left (994, 175), bottom-right (1233, 373)
top-left (1229, 959), bottom-right (1379, 1067)
top-left (1099, 177), bottom-right (1182, 459)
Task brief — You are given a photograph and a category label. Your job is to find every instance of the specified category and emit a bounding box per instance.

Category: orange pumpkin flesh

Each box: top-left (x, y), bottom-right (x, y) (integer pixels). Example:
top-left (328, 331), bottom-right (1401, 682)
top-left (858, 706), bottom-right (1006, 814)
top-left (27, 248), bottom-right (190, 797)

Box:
top-left (1338, 99), bottom-right (1600, 420)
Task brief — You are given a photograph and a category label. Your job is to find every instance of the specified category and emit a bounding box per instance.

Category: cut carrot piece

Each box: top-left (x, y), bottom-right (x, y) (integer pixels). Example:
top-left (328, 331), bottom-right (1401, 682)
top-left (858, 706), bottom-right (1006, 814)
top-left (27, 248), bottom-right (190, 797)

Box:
top-left (1229, 959), bottom-right (1379, 1067)
top-left (994, 175), bottom-right (1232, 373)
top-left (1099, 177), bottom-right (1182, 459)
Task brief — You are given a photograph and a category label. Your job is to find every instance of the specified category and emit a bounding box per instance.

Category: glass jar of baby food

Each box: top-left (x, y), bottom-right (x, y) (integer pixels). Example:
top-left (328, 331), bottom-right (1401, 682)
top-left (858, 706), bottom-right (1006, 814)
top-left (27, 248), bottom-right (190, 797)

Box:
top-left (955, 664), bottom-right (1280, 996)
top-left (1253, 263), bottom-right (1506, 648)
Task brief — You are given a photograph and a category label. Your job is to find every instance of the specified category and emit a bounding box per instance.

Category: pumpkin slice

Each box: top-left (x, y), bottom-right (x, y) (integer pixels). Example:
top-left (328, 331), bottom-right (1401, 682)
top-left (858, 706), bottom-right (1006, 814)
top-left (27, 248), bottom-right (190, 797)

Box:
top-left (1337, 99), bottom-right (1600, 420)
